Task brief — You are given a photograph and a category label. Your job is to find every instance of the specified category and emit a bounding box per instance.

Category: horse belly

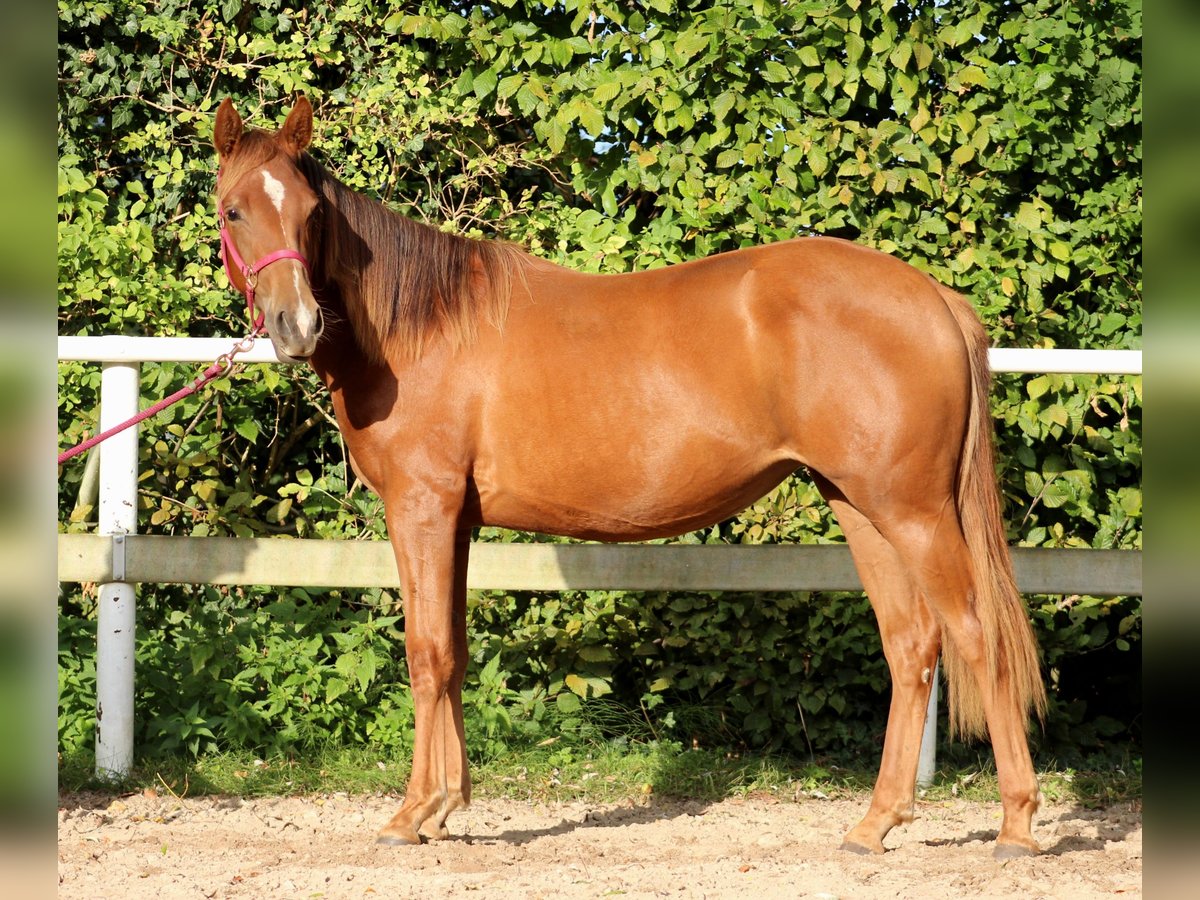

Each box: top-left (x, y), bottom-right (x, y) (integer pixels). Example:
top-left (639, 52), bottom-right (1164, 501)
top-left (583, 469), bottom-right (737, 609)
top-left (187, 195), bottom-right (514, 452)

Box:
top-left (473, 393), bottom-right (798, 541)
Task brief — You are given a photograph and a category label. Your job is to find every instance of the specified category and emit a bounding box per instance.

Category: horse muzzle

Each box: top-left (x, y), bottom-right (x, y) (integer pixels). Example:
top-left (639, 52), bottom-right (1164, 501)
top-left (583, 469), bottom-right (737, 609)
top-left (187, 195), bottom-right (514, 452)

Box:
top-left (268, 301), bottom-right (324, 361)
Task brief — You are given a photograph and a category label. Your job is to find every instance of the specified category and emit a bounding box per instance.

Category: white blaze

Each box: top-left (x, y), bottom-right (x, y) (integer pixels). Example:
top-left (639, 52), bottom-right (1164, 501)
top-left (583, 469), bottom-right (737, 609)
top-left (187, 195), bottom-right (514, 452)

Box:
top-left (293, 269), bottom-right (315, 334)
top-left (260, 168), bottom-right (316, 337)
top-left (261, 170), bottom-right (287, 213)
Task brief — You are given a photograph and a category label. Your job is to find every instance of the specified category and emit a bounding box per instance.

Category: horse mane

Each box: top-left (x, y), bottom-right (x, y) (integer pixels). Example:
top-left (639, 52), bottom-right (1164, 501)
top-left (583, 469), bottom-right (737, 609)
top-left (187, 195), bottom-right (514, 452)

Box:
top-left (294, 153), bottom-right (526, 363)
top-left (218, 128), bottom-right (525, 362)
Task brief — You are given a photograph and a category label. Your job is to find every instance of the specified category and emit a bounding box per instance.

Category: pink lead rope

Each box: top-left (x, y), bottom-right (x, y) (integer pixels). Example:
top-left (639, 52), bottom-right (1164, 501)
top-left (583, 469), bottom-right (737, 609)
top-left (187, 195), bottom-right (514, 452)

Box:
top-left (56, 334), bottom-right (260, 465)
top-left (57, 182), bottom-right (312, 466)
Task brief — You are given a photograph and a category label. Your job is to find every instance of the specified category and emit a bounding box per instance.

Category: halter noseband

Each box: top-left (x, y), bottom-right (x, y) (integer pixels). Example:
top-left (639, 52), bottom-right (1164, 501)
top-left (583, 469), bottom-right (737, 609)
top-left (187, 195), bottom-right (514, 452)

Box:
top-left (217, 172), bottom-right (312, 333)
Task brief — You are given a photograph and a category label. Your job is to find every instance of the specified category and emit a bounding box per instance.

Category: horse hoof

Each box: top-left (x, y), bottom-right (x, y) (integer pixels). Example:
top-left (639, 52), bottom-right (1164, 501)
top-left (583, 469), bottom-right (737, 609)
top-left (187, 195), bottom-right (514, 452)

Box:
top-left (376, 830), bottom-right (421, 846)
top-left (840, 840), bottom-right (882, 855)
top-left (993, 842), bottom-right (1038, 859)
top-left (419, 825), bottom-right (450, 842)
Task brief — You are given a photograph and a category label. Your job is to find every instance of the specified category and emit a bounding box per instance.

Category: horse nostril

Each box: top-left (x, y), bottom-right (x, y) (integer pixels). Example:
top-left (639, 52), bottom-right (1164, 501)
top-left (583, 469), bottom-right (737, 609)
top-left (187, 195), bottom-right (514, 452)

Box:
top-left (272, 308), bottom-right (291, 338)
top-left (313, 306), bottom-right (324, 334)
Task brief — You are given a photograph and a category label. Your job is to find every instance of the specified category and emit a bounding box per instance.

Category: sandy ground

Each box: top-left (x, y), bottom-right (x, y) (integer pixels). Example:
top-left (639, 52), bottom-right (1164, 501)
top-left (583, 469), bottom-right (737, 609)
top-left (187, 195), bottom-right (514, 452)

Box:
top-left (58, 790), bottom-right (1141, 899)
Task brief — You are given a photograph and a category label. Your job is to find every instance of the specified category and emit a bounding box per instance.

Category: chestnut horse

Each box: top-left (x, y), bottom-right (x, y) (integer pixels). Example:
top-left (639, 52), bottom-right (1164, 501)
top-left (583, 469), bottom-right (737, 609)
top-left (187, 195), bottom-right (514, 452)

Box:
top-left (211, 96), bottom-right (1046, 857)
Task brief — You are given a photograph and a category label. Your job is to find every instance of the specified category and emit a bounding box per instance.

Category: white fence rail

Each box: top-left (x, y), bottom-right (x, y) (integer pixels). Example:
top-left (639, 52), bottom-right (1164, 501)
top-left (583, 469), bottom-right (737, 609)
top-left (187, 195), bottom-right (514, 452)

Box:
top-left (57, 335), bottom-right (1146, 373)
top-left (57, 337), bottom-right (1142, 782)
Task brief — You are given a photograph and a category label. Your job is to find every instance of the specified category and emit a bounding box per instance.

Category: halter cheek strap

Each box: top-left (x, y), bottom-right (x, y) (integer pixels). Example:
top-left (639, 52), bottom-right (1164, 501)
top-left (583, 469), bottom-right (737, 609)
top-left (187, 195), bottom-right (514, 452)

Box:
top-left (216, 175), bottom-right (312, 334)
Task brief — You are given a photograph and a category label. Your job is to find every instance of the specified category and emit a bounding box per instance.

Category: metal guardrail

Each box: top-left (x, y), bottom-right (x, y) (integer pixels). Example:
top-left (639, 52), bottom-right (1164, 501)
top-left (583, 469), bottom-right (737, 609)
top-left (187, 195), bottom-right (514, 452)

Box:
top-left (58, 534), bottom-right (1142, 596)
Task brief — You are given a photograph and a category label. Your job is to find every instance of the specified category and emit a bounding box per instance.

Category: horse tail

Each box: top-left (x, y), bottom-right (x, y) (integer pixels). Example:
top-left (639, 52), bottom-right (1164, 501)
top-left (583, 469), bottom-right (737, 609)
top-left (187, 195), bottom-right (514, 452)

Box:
top-left (938, 286), bottom-right (1046, 739)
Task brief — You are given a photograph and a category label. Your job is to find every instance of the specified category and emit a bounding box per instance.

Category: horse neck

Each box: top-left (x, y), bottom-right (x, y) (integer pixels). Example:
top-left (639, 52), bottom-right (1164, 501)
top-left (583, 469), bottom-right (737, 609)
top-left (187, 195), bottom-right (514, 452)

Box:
top-left (302, 163), bottom-right (406, 361)
top-left (303, 160), bottom-right (521, 368)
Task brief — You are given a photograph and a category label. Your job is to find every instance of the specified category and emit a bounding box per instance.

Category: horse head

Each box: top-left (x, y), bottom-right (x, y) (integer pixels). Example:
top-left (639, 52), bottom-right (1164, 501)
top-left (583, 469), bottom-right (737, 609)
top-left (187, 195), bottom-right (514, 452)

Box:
top-left (213, 96), bottom-right (323, 361)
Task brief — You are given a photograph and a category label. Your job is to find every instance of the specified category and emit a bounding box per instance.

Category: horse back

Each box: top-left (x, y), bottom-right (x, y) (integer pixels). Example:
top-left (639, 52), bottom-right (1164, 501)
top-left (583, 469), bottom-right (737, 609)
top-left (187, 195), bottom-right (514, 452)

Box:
top-left (457, 237), bottom-right (971, 539)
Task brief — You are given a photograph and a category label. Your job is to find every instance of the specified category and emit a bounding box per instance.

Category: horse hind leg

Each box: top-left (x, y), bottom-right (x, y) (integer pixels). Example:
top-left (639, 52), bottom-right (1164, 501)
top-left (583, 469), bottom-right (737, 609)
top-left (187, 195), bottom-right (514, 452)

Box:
top-left (815, 478), bottom-right (941, 854)
top-left (872, 497), bottom-right (1043, 857)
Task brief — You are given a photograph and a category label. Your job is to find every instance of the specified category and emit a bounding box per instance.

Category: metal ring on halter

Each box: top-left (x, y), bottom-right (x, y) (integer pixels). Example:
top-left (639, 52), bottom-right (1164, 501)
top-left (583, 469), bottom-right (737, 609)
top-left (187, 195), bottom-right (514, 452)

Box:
top-left (243, 267), bottom-right (259, 290)
top-left (231, 333), bottom-right (259, 354)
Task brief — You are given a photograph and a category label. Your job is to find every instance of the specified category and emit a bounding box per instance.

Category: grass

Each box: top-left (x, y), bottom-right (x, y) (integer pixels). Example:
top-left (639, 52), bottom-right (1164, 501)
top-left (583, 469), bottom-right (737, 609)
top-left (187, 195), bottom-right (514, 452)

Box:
top-left (58, 739), bottom-right (1141, 813)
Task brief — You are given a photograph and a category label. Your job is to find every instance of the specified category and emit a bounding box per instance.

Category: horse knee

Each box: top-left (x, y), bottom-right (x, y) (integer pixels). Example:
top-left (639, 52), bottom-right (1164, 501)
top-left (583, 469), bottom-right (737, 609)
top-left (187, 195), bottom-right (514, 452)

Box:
top-left (407, 639), bottom-right (460, 696)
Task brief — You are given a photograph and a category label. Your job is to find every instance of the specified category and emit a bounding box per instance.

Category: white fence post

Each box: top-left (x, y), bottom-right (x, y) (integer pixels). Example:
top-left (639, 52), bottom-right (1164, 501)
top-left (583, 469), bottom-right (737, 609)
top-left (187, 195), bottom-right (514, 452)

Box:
top-left (917, 658), bottom-right (940, 788)
top-left (94, 361), bottom-right (140, 780)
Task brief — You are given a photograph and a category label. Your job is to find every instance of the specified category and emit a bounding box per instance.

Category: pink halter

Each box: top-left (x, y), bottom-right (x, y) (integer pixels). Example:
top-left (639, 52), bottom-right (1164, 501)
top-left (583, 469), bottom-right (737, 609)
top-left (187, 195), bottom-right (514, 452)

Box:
top-left (217, 172), bottom-right (312, 333)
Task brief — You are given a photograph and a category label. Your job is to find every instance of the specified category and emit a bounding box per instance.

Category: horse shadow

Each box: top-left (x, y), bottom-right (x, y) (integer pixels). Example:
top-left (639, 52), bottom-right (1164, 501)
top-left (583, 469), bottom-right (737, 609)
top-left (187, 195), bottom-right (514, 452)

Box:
top-left (454, 796), bottom-right (712, 846)
top-left (920, 803), bottom-right (1141, 856)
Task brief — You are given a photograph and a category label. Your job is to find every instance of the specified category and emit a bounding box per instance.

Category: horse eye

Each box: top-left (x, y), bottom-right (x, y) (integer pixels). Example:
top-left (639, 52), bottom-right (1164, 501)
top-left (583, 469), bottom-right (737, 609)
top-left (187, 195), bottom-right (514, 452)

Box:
top-left (226, 208), bottom-right (241, 222)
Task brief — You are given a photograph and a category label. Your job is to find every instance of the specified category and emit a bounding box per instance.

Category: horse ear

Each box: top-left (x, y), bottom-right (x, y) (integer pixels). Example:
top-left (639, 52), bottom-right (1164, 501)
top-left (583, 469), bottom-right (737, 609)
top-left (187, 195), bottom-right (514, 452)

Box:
top-left (213, 98), bottom-right (243, 158)
top-left (280, 95), bottom-right (313, 155)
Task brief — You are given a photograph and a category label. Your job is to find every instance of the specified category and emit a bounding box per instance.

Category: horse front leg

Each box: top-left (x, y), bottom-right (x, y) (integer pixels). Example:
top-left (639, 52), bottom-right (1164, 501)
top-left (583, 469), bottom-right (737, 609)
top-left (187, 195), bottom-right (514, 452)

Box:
top-left (376, 501), bottom-right (471, 846)
top-left (415, 531), bottom-right (471, 841)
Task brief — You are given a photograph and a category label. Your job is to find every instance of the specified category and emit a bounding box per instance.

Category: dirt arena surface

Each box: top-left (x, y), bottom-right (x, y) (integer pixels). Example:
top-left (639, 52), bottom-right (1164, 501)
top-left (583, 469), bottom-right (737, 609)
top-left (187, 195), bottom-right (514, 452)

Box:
top-left (58, 790), bottom-right (1141, 899)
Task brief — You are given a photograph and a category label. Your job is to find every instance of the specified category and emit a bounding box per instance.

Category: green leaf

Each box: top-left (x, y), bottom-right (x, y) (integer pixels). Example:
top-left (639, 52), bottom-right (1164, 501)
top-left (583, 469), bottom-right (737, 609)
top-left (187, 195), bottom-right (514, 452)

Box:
top-left (1119, 488), bottom-right (1142, 516)
top-left (673, 29), bottom-right (709, 61)
top-left (325, 677), bottom-right (349, 703)
top-left (807, 145), bottom-right (828, 177)
top-left (578, 101), bottom-right (605, 138)
top-left (711, 91), bottom-right (736, 122)
top-left (763, 60), bottom-right (789, 83)
top-left (496, 74), bottom-right (523, 100)
top-left (1097, 312), bottom-right (1126, 336)
top-left (564, 673), bottom-right (588, 697)
top-left (472, 67), bottom-right (498, 99)
top-left (594, 79), bottom-right (621, 104)
top-left (577, 645), bottom-right (613, 662)
top-left (234, 419), bottom-right (260, 443)
top-left (845, 33), bottom-right (866, 65)
top-left (957, 65), bottom-right (988, 86)
top-left (547, 116), bottom-right (568, 154)
top-left (1041, 478), bottom-right (1074, 508)
top-left (1027, 374), bottom-right (1052, 400)
top-left (480, 651), bottom-right (502, 682)
top-left (1040, 404), bottom-right (1070, 428)
top-left (715, 149), bottom-right (741, 168)
top-left (585, 676), bottom-right (613, 698)
top-left (514, 84), bottom-right (539, 116)
top-left (354, 649), bottom-right (377, 692)
top-left (1015, 202), bottom-right (1042, 231)
top-left (910, 105), bottom-right (931, 133)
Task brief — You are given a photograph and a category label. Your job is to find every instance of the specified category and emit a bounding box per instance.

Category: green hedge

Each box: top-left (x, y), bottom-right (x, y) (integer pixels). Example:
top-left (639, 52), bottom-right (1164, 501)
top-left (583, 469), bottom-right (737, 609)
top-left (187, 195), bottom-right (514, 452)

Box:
top-left (58, 1), bottom-right (1140, 765)
top-left (57, 578), bottom-right (1140, 764)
